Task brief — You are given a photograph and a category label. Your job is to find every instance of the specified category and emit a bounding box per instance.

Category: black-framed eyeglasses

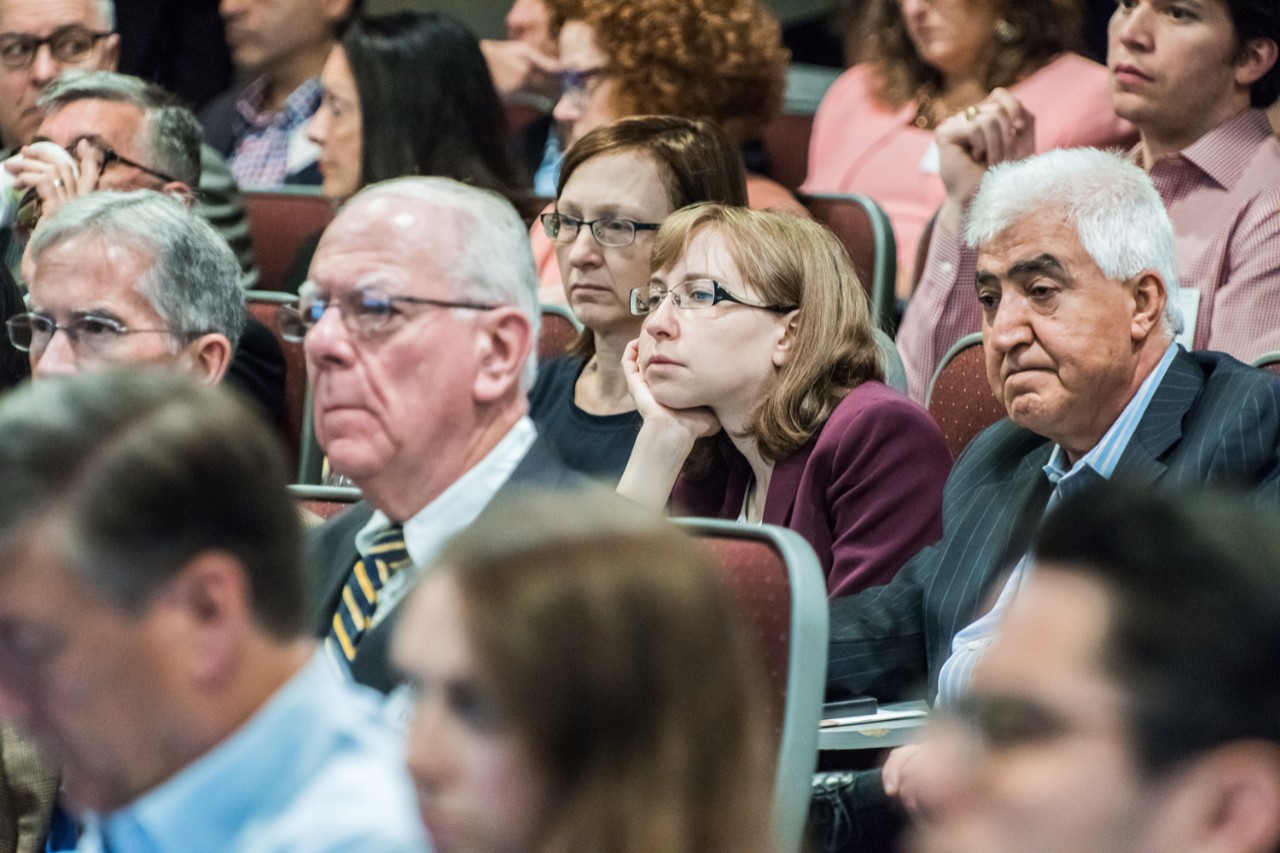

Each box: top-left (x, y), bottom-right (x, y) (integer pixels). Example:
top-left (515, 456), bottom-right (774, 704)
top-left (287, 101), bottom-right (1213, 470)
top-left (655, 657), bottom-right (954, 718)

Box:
top-left (280, 283), bottom-right (499, 342)
top-left (629, 279), bottom-right (798, 316)
top-left (540, 213), bottom-right (660, 248)
top-left (0, 25), bottom-right (112, 70)
top-left (558, 67), bottom-right (609, 104)
top-left (6, 311), bottom-right (191, 358)
top-left (66, 134), bottom-right (182, 185)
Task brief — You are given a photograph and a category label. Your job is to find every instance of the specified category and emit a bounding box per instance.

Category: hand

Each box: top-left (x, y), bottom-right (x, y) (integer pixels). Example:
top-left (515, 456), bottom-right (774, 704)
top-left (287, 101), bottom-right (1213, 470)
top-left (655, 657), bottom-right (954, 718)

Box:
top-left (7, 138), bottom-right (103, 222)
top-left (935, 88), bottom-right (1036, 234)
top-left (480, 38), bottom-right (561, 102)
top-left (881, 743), bottom-right (929, 816)
top-left (623, 337), bottom-right (720, 443)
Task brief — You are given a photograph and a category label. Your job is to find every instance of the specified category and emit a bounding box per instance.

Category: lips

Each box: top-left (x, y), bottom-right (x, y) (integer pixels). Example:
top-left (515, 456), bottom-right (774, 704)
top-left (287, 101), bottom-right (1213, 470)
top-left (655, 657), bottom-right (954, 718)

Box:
top-left (1111, 63), bottom-right (1153, 85)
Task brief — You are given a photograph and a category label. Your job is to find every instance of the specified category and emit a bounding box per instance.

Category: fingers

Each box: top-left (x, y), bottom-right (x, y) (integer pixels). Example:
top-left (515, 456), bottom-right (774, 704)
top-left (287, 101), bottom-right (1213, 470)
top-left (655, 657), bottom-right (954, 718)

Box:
top-left (73, 138), bottom-right (104, 196)
top-left (937, 89), bottom-right (1036, 168)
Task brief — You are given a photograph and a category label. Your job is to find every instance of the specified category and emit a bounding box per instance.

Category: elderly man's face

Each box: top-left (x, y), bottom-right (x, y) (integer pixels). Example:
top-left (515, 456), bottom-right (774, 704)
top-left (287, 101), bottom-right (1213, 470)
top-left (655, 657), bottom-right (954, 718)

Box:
top-left (910, 568), bottom-right (1192, 853)
top-left (977, 215), bottom-right (1158, 459)
top-left (0, 528), bottom-right (185, 813)
top-left (25, 236), bottom-right (184, 376)
top-left (34, 99), bottom-right (170, 192)
top-left (303, 194), bottom-right (489, 493)
top-left (0, 0), bottom-right (118, 150)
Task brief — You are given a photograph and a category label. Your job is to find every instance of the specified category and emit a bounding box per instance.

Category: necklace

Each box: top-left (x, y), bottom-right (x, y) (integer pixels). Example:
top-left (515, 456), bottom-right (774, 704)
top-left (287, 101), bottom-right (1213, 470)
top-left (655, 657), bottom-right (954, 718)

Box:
top-left (912, 88), bottom-right (980, 130)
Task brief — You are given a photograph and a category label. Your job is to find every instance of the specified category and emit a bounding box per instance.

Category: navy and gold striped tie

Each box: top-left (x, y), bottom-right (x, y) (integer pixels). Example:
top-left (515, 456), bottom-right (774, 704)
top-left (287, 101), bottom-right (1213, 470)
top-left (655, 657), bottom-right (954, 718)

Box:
top-left (326, 523), bottom-right (413, 665)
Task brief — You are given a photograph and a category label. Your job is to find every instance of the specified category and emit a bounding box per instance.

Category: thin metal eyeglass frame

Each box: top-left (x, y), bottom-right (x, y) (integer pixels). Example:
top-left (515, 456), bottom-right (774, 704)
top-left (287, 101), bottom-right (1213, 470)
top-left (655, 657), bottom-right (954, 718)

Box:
top-left (629, 279), bottom-right (798, 316)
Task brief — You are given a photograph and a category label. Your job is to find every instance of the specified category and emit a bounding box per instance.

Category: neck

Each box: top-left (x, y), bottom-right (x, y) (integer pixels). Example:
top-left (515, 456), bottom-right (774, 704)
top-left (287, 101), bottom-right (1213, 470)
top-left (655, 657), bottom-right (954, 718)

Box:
top-left (259, 43), bottom-right (331, 113)
top-left (361, 402), bottom-right (525, 522)
top-left (727, 430), bottom-right (775, 522)
top-left (1138, 100), bottom-right (1251, 163)
top-left (575, 330), bottom-right (637, 415)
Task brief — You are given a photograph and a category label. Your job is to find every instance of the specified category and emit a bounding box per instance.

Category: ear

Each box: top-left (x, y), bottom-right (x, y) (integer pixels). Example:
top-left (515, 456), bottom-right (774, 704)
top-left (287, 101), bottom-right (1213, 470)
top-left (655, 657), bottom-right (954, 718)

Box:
top-left (473, 307), bottom-right (532, 404)
top-left (771, 309), bottom-right (799, 368)
top-left (98, 34), bottom-right (121, 73)
top-left (156, 551), bottom-right (253, 689)
top-left (185, 333), bottom-right (234, 383)
top-left (323, 0), bottom-right (357, 27)
top-left (1159, 742), bottom-right (1280, 853)
top-left (1128, 269), bottom-right (1166, 343)
top-left (1236, 38), bottom-right (1279, 90)
top-left (163, 181), bottom-right (196, 208)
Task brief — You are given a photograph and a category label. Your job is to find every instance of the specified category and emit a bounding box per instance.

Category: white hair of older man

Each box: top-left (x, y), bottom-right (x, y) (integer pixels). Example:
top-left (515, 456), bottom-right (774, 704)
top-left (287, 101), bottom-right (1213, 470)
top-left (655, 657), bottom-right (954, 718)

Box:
top-left (965, 147), bottom-right (1184, 339)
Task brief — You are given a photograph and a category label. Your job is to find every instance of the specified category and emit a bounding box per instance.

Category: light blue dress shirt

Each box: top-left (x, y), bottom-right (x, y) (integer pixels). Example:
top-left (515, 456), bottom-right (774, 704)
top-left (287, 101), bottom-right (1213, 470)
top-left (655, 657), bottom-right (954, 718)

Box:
top-left (77, 653), bottom-right (431, 853)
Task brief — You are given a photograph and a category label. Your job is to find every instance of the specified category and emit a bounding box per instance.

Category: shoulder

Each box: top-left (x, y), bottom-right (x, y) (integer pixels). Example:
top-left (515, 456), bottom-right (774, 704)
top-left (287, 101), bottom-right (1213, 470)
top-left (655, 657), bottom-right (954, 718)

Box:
top-left (812, 65), bottom-right (896, 132)
top-left (308, 501), bottom-right (374, 557)
top-left (820, 382), bottom-right (946, 442)
top-left (746, 173), bottom-right (810, 216)
top-left (1188, 350), bottom-right (1280, 409)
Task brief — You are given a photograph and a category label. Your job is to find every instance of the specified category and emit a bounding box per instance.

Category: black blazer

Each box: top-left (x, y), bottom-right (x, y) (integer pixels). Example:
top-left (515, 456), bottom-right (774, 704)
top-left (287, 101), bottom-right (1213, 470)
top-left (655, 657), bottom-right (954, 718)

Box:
top-left (307, 435), bottom-right (582, 692)
top-left (827, 349), bottom-right (1280, 705)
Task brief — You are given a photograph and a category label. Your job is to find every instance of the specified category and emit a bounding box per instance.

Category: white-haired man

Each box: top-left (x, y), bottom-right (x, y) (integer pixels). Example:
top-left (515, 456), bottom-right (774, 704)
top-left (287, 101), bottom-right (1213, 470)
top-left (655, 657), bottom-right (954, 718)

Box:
top-left (816, 147), bottom-right (1280, 850)
top-left (897, 0), bottom-right (1280, 400)
top-left (302, 178), bottom-right (579, 694)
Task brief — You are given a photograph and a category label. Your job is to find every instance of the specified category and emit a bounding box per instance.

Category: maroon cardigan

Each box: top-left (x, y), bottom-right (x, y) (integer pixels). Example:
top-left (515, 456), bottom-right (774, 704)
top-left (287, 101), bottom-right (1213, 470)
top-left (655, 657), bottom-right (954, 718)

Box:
top-left (672, 381), bottom-right (951, 598)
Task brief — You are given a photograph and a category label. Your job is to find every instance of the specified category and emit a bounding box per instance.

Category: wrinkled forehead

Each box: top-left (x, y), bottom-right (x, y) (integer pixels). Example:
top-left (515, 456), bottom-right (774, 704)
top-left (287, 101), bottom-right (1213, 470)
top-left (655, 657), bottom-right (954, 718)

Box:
top-left (38, 99), bottom-right (146, 150)
top-left (0, 0), bottom-right (108, 33)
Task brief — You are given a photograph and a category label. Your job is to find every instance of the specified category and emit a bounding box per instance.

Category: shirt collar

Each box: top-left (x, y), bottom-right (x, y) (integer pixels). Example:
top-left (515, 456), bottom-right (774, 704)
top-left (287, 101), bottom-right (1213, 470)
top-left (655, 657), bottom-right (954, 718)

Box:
top-left (1044, 342), bottom-right (1180, 488)
top-left (1134, 108), bottom-right (1273, 191)
top-left (234, 76), bottom-right (323, 130)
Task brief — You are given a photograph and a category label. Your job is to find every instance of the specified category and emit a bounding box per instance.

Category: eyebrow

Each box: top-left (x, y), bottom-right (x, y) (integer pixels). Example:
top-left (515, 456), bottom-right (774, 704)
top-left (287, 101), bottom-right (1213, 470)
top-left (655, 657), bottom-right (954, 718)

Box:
top-left (975, 254), bottom-right (1066, 290)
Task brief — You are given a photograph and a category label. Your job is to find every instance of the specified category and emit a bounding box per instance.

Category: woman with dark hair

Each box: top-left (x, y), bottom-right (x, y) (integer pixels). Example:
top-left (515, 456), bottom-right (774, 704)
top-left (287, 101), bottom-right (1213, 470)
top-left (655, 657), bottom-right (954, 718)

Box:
top-left (618, 204), bottom-right (951, 597)
top-left (527, 115), bottom-right (747, 480)
top-left (393, 487), bottom-right (775, 853)
top-left (286, 12), bottom-right (528, 292)
top-left (310, 11), bottom-right (526, 204)
top-left (804, 0), bottom-right (1134, 296)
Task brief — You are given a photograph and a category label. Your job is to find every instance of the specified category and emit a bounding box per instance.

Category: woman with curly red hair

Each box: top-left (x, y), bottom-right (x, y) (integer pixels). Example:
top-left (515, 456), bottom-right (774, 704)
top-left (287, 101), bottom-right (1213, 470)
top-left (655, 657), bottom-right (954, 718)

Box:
top-left (530, 0), bottom-right (801, 300)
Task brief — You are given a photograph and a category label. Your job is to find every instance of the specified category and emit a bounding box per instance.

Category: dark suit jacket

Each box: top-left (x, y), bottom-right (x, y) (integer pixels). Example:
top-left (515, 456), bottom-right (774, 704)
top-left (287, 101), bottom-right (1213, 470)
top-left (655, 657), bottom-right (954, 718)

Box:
top-left (307, 435), bottom-right (581, 693)
top-left (672, 381), bottom-right (951, 597)
top-left (826, 349), bottom-right (1280, 849)
top-left (828, 349), bottom-right (1280, 704)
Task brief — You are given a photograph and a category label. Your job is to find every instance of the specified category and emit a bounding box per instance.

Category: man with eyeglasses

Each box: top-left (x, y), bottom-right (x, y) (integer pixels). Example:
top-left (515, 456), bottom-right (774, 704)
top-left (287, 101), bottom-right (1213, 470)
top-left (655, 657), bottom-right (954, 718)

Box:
top-left (302, 176), bottom-right (579, 695)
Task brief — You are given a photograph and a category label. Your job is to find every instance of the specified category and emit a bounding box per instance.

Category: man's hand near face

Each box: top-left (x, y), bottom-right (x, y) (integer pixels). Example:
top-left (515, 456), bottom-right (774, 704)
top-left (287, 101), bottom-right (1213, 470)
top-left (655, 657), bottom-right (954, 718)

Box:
top-left (5, 136), bottom-right (104, 221)
top-left (935, 88), bottom-right (1037, 235)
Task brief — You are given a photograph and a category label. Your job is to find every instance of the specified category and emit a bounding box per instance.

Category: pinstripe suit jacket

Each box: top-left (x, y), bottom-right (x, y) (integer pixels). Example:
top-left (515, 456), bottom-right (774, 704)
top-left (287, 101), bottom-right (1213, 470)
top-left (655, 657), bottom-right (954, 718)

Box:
top-left (827, 348), bottom-right (1280, 703)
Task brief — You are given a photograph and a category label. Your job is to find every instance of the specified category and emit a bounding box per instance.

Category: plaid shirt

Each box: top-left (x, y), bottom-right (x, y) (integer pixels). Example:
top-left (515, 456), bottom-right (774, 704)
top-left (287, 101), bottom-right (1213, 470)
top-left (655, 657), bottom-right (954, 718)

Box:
top-left (228, 76), bottom-right (322, 189)
top-left (898, 108), bottom-right (1280, 402)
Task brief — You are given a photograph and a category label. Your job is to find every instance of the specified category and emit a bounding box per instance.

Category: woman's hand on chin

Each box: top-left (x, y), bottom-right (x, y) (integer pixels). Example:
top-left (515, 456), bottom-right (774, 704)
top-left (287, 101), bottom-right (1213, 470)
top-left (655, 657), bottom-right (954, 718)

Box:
top-left (623, 339), bottom-right (720, 442)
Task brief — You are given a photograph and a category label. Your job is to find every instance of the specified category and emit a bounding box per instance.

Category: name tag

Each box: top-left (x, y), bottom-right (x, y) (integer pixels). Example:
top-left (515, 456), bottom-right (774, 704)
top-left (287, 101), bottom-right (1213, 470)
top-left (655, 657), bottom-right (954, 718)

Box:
top-left (918, 141), bottom-right (940, 174)
top-left (1175, 288), bottom-right (1200, 350)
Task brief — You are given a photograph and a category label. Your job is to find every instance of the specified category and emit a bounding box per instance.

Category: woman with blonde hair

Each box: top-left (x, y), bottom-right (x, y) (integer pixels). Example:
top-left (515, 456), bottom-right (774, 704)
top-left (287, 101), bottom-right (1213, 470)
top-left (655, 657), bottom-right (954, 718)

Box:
top-left (619, 205), bottom-right (951, 596)
top-left (392, 487), bottom-right (775, 853)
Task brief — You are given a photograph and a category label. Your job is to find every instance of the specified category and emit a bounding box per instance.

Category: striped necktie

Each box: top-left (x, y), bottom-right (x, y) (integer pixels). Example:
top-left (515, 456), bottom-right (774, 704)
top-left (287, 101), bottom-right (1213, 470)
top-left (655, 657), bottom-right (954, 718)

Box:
top-left (326, 523), bottom-right (412, 665)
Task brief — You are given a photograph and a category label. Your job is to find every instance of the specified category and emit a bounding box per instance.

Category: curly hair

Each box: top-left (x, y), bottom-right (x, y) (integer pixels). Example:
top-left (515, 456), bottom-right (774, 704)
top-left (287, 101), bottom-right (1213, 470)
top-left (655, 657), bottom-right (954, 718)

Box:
top-left (545, 0), bottom-right (789, 143)
top-left (851, 0), bottom-right (1082, 109)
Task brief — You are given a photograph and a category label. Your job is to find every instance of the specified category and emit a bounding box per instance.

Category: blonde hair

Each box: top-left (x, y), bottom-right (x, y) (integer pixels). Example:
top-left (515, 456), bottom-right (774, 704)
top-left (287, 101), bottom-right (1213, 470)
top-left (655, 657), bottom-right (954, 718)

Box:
top-left (650, 204), bottom-right (883, 465)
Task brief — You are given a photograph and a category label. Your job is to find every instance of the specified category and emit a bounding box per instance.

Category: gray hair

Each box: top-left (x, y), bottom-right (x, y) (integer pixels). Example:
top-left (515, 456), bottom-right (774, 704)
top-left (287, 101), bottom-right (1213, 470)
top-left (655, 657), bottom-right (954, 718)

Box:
top-left (96, 0), bottom-right (115, 30)
top-left (29, 190), bottom-right (245, 348)
top-left (352, 177), bottom-right (541, 388)
top-left (966, 147), bottom-right (1184, 339)
top-left (39, 70), bottom-right (201, 188)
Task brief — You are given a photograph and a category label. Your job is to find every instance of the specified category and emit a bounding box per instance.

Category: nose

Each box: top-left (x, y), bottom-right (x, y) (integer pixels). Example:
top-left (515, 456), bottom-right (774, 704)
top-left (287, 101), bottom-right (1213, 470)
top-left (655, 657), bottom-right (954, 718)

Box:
top-left (983, 290), bottom-right (1033, 357)
top-left (31, 329), bottom-right (79, 378)
top-left (219, 0), bottom-right (243, 19)
top-left (552, 90), bottom-right (580, 126)
top-left (404, 698), bottom-right (454, 794)
top-left (305, 106), bottom-right (328, 147)
top-left (641, 292), bottom-right (679, 339)
top-left (899, 0), bottom-right (927, 22)
top-left (910, 720), bottom-right (982, 829)
top-left (565, 221), bottom-right (602, 270)
top-left (30, 44), bottom-right (60, 86)
top-left (302, 302), bottom-right (356, 371)
top-left (1110, 0), bottom-right (1152, 51)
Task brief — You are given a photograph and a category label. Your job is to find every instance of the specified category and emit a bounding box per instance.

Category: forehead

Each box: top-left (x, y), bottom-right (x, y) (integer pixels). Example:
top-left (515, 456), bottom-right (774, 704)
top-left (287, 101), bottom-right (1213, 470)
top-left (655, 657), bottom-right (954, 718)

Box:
top-left (977, 213), bottom-right (1102, 280)
top-left (0, 0), bottom-right (104, 31)
top-left (393, 572), bottom-right (473, 679)
top-left (974, 567), bottom-right (1117, 702)
top-left (558, 20), bottom-right (606, 67)
top-left (559, 150), bottom-right (673, 216)
top-left (38, 99), bottom-right (145, 148)
top-left (309, 193), bottom-right (465, 291)
top-left (655, 226), bottom-right (745, 284)
top-left (29, 236), bottom-right (157, 311)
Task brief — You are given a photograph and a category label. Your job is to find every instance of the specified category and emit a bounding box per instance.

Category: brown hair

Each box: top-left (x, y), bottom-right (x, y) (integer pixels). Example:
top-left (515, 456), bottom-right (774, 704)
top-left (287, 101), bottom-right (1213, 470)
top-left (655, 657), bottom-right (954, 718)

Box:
top-left (556, 115), bottom-right (749, 359)
top-left (545, 0), bottom-right (789, 143)
top-left (649, 204), bottom-right (883, 468)
top-left (439, 487), bottom-right (774, 853)
top-left (851, 0), bottom-right (1082, 109)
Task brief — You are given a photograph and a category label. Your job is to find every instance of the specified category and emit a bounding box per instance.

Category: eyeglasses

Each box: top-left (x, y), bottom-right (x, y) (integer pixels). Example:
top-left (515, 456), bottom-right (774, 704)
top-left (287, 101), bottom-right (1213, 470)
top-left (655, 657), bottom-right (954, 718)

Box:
top-left (280, 283), bottom-right (499, 342)
top-left (540, 213), bottom-right (660, 248)
top-left (6, 312), bottom-right (188, 358)
top-left (629, 279), bottom-right (798, 316)
top-left (67, 134), bottom-right (182, 185)
top-left (557, 67), bottom-right (609, 105)
top-left (0, 26), bottom-right (112, 70)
